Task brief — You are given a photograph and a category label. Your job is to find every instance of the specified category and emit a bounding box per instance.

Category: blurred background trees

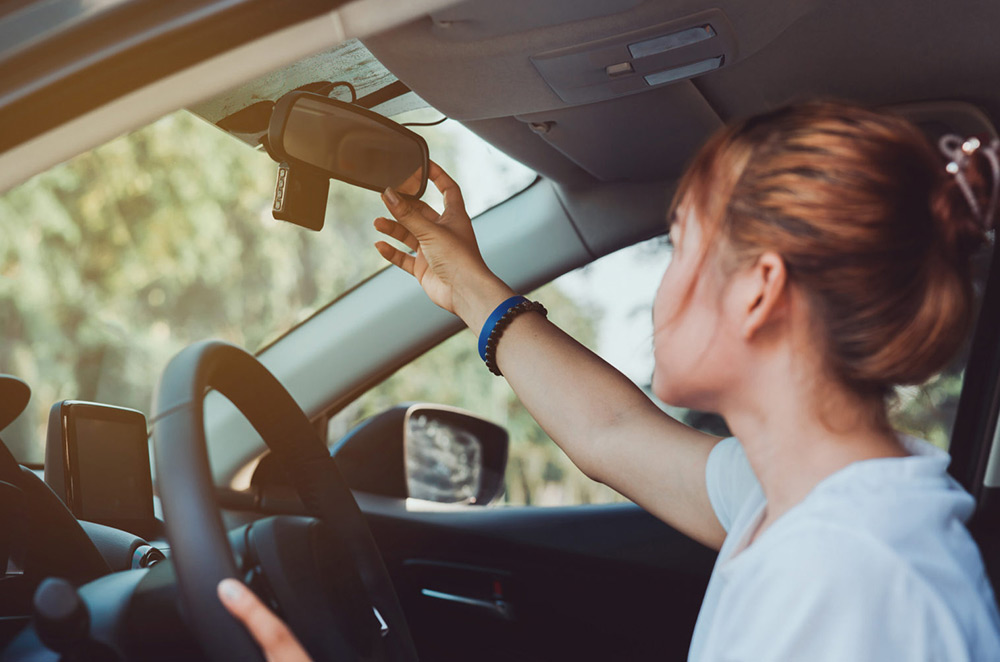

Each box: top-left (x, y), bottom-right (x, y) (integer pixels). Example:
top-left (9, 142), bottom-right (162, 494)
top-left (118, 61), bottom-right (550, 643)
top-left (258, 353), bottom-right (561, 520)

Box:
top-left (0, 110), bottom-right (388, 460)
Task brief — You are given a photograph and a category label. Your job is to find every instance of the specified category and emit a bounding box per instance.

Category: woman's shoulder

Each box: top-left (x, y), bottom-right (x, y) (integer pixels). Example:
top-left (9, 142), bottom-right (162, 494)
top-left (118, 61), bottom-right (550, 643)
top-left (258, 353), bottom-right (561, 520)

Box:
top-left (717, 433), bottom-right (1000, 651)
top-left (735, 496), bottom-right (999, 634)
top-left (734, 517), bottom-right (987, 622)
top-left (714, 520), bottom-right (1000, 661)
top-left (744, 515), bottom-right (945, 582)
top-left (760, 440), bottom-right (981, 580)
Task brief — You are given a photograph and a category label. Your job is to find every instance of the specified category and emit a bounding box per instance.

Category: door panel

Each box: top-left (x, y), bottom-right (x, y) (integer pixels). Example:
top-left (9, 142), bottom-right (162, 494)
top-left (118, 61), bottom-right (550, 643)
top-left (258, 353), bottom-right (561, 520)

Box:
top-left (355, 494), bottom-right (716, 661)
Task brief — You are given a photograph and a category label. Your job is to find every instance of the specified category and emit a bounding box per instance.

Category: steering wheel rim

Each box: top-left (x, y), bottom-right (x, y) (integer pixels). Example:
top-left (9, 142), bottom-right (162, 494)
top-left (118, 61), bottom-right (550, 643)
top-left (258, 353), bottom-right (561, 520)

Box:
top-left (151, 340), bottom-right (417, 661)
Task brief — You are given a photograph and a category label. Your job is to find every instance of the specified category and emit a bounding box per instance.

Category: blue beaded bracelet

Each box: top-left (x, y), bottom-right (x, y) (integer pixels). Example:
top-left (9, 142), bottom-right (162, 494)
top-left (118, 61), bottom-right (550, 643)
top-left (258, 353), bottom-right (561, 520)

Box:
top-left (478, 296), bottom-right (548, 376)
top-left (478, 296), bottom-right (527, 361)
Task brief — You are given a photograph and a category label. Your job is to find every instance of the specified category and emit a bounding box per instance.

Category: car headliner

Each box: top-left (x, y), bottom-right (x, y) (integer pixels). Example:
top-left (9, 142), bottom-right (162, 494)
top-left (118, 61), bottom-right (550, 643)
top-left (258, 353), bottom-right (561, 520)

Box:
top-left (365, 0), bottom-right (1000, 190)
top-left (3, 0), bottom-right (999, 193)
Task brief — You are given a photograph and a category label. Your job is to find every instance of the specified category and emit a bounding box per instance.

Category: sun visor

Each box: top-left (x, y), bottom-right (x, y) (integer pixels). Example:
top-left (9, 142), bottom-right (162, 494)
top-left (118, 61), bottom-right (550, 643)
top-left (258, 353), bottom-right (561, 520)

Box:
top-left (514, 81), bottom-right (722, 183)
top-left (530, 10), bottom-right (737, 106)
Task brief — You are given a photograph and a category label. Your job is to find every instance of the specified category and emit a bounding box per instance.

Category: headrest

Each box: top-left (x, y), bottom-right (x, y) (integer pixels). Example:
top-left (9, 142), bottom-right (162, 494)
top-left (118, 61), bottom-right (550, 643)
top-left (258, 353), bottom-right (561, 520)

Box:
top-left (0, 375), bottom-right (30, 430)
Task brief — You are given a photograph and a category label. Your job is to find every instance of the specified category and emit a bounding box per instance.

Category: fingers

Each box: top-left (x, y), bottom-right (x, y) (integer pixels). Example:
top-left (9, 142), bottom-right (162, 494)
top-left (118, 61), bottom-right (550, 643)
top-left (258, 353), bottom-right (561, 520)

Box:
top-left (381, 187), bottom-right (439, 235)
top-left (374, 217), bottom-right (419, 252)
top-left (218, 579), bottom-right (311, 662)
top-left (428, 161), bottom-right (466, 211)
top-left (375, 241), bottom-right (416, 275)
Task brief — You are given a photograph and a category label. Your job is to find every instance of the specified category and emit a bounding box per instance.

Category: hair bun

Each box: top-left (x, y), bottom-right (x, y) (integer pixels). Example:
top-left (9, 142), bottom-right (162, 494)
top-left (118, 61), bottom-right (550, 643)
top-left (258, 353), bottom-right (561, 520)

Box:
top-left (932, 135), bottom-right (999, 262)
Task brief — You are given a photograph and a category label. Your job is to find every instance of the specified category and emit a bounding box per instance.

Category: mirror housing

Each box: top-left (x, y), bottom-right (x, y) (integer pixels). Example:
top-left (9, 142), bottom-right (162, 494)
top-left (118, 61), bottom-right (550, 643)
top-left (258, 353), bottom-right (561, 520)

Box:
top-left (331, 404), bottom-right (508, 505)
top-left (267, 91), bottom-right (429, 198)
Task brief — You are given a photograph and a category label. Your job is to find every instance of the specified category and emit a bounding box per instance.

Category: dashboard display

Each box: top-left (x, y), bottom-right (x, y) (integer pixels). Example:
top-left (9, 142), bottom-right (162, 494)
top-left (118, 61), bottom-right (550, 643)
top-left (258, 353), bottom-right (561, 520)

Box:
top-left (45, 401), bottom-right (154, 530)
top-left (73, 416), bottom-right (151, 521)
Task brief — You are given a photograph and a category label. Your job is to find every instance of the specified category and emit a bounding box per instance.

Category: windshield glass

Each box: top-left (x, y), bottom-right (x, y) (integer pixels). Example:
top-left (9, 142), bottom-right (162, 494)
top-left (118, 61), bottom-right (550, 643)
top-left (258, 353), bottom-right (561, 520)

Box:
top-left (0, 104), bottom-right (534, 464)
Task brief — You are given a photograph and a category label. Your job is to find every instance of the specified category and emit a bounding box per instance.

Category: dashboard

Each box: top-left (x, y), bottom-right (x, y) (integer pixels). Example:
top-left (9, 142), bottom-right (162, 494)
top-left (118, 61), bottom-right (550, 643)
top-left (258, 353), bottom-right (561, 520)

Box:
top-left (0, 391), bottom-right (508, 660)
top-left (0, 393), bottom-right (171, 658)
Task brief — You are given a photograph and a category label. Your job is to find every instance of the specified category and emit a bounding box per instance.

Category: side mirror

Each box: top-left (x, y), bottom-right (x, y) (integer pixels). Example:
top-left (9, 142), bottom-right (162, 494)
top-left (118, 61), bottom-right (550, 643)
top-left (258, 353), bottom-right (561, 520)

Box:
top-left (267, 91), bottom-right (429, 198)
top-left (331, 404), bottom-right (508, 506)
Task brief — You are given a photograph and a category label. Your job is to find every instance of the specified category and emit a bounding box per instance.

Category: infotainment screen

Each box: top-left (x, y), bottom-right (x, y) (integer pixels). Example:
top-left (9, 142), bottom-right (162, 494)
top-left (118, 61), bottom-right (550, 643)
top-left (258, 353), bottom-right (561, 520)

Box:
top-left (45, 401), bottom-right (155, 533)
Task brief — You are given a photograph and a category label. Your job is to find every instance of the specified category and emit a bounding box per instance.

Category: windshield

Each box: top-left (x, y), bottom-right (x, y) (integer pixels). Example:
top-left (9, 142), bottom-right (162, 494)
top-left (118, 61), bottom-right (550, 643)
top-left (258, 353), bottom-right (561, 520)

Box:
top-left (0, 102), bottom-right (534, 464)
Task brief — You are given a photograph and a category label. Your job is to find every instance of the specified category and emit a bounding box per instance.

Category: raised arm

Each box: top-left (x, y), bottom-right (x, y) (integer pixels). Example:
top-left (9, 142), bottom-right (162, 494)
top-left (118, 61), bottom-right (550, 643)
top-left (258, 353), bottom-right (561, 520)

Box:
top-left (374, 163), bottom-right (727, 550)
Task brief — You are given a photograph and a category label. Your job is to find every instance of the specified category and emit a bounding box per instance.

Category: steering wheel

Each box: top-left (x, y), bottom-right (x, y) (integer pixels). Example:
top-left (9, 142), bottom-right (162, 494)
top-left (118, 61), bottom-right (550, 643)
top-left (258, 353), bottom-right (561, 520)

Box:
top-left (150, 340), bottom-right (418, 661)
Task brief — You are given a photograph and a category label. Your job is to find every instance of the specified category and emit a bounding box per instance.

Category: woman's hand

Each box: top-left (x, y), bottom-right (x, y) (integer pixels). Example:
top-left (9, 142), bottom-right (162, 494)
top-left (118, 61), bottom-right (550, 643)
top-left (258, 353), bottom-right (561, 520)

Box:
top-left (374, 161), bottom-right (514, 330)
top-left (218, 578), bottom-right (312, 662)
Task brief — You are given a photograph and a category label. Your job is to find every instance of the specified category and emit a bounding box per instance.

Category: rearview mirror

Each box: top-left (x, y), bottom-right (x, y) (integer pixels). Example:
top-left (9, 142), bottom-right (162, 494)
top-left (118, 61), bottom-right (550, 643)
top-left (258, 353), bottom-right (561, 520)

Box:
top-left (268, 91), bottom-right (429, 198)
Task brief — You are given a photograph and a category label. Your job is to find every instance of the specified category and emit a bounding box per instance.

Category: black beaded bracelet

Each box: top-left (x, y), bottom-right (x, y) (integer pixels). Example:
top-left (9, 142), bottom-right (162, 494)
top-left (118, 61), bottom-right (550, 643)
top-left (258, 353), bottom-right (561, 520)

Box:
top-left (483, 299), bottom-right (547, 376)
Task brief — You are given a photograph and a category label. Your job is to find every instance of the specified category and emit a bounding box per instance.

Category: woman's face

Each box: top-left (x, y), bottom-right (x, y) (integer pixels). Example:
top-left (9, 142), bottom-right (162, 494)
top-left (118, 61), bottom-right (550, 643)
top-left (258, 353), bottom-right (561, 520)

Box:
top-left (650, 206), bottom-right (742, 410)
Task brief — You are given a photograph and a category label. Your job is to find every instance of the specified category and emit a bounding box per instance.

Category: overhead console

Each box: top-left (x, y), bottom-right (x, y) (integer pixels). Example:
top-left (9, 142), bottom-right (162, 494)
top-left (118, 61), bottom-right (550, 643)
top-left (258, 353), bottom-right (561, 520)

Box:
top-left (530, 9), bottom-right (737, 106)
top-left (44, 401), bottom-right (160, 539)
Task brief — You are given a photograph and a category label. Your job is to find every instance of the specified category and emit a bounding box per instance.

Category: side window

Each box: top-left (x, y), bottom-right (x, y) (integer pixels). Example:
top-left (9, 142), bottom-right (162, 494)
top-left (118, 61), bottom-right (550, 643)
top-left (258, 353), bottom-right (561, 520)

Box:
top-left (330, 236), bottom-right (978, 505)
top-left (329, 237), bottom-right (676, 506)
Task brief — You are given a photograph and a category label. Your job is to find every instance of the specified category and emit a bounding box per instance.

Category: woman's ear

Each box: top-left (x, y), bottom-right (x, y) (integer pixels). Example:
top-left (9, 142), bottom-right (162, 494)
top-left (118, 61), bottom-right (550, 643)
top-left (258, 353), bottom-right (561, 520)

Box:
top-left (740, 251), bottom-right (788, 340)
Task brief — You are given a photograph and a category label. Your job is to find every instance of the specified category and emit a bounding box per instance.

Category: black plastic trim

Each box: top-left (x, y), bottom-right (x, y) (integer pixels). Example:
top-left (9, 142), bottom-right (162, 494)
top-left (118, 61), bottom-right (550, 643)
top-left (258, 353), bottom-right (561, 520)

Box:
top-left (356, 80), bottom-right (411, 110)
top-left (948, 233), bottom-right (1000, 497)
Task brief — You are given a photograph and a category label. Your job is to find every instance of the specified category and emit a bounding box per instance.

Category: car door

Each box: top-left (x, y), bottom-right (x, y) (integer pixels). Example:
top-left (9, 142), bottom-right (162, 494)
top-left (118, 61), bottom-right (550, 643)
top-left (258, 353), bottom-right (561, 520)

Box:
top-left (357, 495), bottom-right (715, 661)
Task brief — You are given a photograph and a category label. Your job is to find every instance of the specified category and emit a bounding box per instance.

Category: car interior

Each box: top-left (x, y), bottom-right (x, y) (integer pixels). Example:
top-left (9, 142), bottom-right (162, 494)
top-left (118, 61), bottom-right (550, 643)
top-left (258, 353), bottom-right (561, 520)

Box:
top-left (1, 0), bottom-right (1000, 660)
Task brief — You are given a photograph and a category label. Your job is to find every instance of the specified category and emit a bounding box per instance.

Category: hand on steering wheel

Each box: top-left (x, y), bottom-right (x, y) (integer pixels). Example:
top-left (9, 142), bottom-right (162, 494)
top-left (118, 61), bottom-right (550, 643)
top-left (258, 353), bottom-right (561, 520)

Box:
top-left (218, 579), bottom-right (311, 662)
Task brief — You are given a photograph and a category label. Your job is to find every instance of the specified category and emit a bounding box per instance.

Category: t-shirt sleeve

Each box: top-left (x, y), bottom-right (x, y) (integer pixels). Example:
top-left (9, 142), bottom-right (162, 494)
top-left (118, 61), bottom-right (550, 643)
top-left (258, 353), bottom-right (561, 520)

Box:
top-left (704, 437), bottom-right (760, 533)
top-left (703, 525), bottom-right (971, 662)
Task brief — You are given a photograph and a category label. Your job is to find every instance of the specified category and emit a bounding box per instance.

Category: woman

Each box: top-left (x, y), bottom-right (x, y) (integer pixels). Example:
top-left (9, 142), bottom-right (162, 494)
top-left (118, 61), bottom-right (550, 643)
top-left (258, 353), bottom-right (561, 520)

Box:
top-left (219, 101), bottom-right (1000, 659)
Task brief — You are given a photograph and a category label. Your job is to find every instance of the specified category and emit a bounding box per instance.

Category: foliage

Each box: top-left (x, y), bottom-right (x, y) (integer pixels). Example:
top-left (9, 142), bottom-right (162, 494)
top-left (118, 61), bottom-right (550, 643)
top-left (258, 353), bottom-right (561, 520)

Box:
top-left (890, 365), bottom-right (966, 449)
top-left (0, 111), bottom-right (413, 461)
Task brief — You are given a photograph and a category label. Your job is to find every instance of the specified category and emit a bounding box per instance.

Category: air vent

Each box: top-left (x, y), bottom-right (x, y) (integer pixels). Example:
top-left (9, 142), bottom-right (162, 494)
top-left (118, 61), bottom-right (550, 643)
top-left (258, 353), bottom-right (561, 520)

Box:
top-left (530, 9), bottom-right (737, 105)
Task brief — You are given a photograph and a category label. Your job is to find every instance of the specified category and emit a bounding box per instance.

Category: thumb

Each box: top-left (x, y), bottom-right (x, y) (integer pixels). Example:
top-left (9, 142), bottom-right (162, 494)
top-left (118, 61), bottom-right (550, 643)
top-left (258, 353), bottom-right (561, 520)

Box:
top-left (218, 579), bottom-right (312, 662)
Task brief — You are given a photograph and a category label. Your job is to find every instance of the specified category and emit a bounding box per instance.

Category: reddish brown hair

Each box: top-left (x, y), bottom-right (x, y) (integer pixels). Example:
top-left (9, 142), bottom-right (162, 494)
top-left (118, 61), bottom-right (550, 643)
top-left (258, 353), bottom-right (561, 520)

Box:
top-left (671, 101), bottom-right (992, 405)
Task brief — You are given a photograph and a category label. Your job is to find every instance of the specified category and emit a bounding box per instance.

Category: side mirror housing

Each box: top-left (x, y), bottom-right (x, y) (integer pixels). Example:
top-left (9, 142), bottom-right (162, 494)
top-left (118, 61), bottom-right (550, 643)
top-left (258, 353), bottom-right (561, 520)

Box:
top-left (332, 404), bottom-right (508, 506)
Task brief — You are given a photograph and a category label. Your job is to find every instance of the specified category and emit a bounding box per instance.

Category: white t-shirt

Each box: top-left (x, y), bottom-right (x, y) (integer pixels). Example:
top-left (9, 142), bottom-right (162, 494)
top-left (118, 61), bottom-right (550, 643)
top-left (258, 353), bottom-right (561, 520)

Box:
top-left (687, 434), bottom-right (1000, 661)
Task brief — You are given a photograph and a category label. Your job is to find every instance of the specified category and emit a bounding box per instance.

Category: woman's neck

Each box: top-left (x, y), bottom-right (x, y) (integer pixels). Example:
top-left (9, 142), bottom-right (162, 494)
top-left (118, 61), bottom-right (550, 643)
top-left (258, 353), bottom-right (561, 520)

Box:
top-left (722, 372), bottom-right (907, 529)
